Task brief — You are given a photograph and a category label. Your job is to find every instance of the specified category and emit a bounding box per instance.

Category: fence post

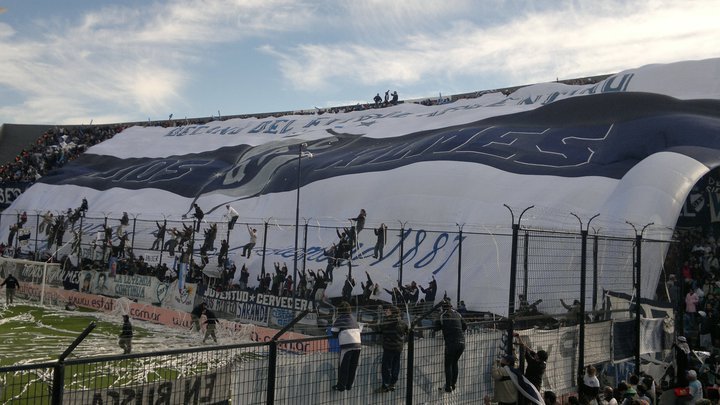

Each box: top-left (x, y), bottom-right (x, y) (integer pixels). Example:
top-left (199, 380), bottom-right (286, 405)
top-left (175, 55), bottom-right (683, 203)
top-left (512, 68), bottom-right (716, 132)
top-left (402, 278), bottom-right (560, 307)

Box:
top-left (266, 309), bottom-right (310, 404)
top-left (522, 231), bottom-right (529, 299)
top-left (102, 216), bottom-right (109, 260)
top-left (266, 340), bottom-right (277, 405)
top-left (406, 301), bottom-right (444, 405)
top-left (592, 231), bottom-right (599, 312)
top-left (77, 214), bottom-right (84, 266)
top-left (52, 322), bottom-right (96, 404)
top-left (302, 221), bottom-right (309, 274)
top-left (398, 221), bottom-right (407, 285)
top-left (635, 232), bottom-right (642, 374)
top-left (571, 213), bottom-right (598, 386)
top-left (13, 210), bottom-right (20, 252)
top-left (34, 210), bottom-right (41, 260)
top-left (406, 328), bottom-right (415, 405)
top-left (579, 227), bottom-right (587, 385)
top-left (261, 220), bottom-right (269, 273)
top-left (130, 215), bottom-right (137, 253)
top-left (456, 224), bottom-right (464, 306)
top-left (159, 218), bottom-right (167, 266)
top-left (627, 221), bottom-right (653, 374)
top-left (504, 205), bottom-right (533, 355)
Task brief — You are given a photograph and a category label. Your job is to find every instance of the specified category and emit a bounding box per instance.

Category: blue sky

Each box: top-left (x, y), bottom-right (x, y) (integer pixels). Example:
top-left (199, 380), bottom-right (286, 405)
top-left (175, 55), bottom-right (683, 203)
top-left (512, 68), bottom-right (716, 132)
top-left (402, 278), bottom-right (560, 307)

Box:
top-left (0, 0), bottom-right (718, 125)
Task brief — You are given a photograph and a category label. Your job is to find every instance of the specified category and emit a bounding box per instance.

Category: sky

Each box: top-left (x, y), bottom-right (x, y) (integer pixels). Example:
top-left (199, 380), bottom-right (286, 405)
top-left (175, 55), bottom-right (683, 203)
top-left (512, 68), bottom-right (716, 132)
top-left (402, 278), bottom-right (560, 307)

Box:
top-left (0, 0), bottom-right (718, 125)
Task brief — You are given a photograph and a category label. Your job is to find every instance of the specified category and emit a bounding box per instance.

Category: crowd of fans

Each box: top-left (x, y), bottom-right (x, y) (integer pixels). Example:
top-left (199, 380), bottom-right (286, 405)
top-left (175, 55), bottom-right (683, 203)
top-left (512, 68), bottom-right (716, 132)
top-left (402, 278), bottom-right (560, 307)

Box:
top-left (0, 125), bottom-right (124, 183)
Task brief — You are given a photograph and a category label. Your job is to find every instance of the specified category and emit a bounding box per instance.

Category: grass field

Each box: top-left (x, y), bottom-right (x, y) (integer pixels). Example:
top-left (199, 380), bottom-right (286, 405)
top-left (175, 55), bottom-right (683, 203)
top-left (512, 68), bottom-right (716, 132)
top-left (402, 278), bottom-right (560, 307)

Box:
top-left (0, 299), bottom-right (237, 367)
top-left (1, 298), bottom-right (262, 404)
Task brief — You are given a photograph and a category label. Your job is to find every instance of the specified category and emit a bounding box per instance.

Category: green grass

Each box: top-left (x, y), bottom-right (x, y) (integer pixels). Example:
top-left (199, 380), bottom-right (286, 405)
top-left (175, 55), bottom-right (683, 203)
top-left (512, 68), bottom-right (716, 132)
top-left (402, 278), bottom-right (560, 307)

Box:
top-left (0, 303), bottom-right (264, 404)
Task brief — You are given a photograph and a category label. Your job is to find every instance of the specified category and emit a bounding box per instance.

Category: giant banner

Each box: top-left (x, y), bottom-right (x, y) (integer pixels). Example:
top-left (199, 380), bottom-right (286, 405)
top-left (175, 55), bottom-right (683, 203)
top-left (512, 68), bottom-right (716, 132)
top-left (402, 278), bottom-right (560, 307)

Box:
top-left (4, 59), bottom-right (720, 314)
top-left (0, 181), bottom-right (31, 210)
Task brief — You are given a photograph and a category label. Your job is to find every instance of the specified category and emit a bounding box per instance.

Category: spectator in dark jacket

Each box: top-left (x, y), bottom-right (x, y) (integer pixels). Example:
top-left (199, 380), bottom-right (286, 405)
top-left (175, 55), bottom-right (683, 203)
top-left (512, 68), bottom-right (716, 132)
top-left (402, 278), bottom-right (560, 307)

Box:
top-left (515, 333), bottom-right (547, 390)
top-left (1, 273), bottom-right (20, 305)
top-left (376, 305), bottom-right (408, 393)
top-left (202, 307), bottom-right (218, 343)
top-left (118, 315), bottom-right (133, 354)
top-left (434, 299), bottom-right (467, 392)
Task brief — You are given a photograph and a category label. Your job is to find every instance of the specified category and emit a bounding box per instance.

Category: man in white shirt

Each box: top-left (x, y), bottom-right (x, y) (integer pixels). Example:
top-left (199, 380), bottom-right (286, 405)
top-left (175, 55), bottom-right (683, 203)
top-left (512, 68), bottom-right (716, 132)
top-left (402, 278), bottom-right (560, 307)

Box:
top-left (225, 205), bottom-right (240, 230)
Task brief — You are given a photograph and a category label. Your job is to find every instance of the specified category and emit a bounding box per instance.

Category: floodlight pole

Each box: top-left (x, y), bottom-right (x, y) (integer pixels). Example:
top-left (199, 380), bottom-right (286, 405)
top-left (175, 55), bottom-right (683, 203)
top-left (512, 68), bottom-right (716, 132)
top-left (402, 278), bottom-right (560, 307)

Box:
top-left (293, 143), bottom-right (311, 299)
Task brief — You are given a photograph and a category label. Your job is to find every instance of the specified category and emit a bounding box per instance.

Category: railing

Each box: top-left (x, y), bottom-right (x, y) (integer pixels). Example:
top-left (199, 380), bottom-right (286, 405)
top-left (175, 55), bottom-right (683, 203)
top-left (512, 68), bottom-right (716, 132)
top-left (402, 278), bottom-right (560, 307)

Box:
top-left (0, 305), bottom-right (673, 405)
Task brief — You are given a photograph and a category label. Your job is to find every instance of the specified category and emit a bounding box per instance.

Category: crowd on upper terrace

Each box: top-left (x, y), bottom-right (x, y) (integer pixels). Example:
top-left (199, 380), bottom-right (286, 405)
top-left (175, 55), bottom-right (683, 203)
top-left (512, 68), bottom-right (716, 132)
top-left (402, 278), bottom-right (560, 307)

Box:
top-left (0, 125), bottom-right (124, 183)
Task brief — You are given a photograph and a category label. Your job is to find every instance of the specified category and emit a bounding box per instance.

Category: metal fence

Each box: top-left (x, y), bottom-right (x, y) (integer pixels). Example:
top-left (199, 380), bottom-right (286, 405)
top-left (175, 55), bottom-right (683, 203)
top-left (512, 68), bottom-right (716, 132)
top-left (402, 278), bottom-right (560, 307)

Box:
top-left (0, 210), bottom-right (677, 403)
top-left (0, 310), bottom-right (675, 404)
top-left (0, 321), bottom-right (510, 405)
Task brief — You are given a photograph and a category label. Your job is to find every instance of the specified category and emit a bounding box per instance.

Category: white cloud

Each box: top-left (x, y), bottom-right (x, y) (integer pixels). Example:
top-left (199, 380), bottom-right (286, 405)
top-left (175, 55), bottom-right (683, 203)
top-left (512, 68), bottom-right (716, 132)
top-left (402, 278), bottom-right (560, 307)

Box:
top-left (1, 0), bottom-right (719, 125)
top-left (269, 0), bottom-right (720, 90)
top-left (0, 0), bottom-right (318, 124)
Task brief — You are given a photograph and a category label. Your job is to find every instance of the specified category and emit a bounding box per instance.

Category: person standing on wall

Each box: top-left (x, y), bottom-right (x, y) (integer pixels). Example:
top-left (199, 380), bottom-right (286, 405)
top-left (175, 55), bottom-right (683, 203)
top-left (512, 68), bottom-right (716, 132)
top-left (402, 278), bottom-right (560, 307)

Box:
top-left (1, 273), bottom-right (20, 305)
top-left (225, 204), bottom-right (240, 230)
top-left (202, 307), bottom-right (218, 343)
top-left (118, 315), bottom-right (133, 354)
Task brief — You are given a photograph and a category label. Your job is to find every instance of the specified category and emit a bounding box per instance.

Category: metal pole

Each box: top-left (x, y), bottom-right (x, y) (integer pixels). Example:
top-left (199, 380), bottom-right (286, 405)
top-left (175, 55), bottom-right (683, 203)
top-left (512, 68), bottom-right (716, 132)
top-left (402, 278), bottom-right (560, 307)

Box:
top-left (522, 231), bottom-right (529, 299)
top-left (635, 232), bottom-right (642, 374)
top-left (267, 309), bottom-right (309, 405)
top-left (34, 210), bottom-right (41, 260)
top-left (130, 216), bottom-right (137, 253)
top-left (456, 224), bottom-right (464, 306)
top-left (52, 322), bottom-right (96, 404)
top-left (406, 328), bottom-right (415, 405)
top-left (578, 227), bottom-right (588, 384)
top-left (293, 143), bottom-right (308, 302)
top-left (302, 221), bottom-right (309, 274)
top-left (507, 220), bottom-right (519, 355)
top-left (571, 212), bottom-right (598, 386)
top-left (592, 232), bottom-right (599, 312)
top-left (626, 221), bottom-right (652, 374)
top-left (102, 216), bottom-right (108, 261)
top-left (77, 215), bottom-right (84, 267)
top-left (398, 222), bottom-right (407, 285)
top-left (266, 341), bottom-right (277, 405)
top-left (504, 205), bottom-right (533, 355)
top-left (158, 219), bottom-right (167, 266)
top-left (261, 220), bottom-right (269, 274)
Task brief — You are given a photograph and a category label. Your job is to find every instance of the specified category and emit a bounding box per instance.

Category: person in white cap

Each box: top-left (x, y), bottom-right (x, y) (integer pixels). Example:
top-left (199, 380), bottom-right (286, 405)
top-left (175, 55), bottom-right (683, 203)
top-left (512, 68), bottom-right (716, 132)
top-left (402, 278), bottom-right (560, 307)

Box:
top-left (673, 336), bottom-right (691, 386)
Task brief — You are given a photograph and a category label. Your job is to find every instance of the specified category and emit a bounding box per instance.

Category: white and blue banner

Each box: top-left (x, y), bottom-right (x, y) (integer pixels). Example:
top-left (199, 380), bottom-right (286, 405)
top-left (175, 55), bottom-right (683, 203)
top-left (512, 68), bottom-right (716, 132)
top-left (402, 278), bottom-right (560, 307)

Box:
top-left (4, 58), bottom-right (720, 315)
